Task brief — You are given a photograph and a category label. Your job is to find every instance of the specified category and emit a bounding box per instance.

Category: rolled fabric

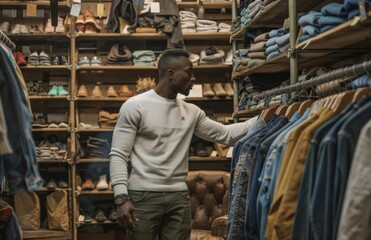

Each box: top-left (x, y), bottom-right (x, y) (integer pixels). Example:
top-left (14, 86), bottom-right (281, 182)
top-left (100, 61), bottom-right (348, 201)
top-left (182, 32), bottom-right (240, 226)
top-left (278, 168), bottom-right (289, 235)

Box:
top-left (196, 19), bottom-right (217, 27)
top-left (275, 33), bottom-right (290, 46)
top-left (267, 51), bottom-right (281, 60)
top-left (303, 25), bottom-right (321, 36)
top-left (266, 36), bottom-right (278, 47)
top-left (249, 41), bottom-right (267, 52)
top-left (254, 32), bottom-right (270, 43)
top-left (321, 3), bottom-right (347, 17)
top-left (318, 15), bottom-right (347, 26)
top-left (265, 44), bottom-right (280, 55)
top-left (248, 51), bottom-right (266, 59)
top-left (298, 11), bottom-right (322, 27)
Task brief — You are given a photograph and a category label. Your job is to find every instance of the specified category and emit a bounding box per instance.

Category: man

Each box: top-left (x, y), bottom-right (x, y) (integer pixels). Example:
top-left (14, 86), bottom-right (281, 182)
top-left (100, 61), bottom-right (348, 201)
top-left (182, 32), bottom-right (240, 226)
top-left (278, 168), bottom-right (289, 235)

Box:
top-left (110, 49), bottom-right (256, 240)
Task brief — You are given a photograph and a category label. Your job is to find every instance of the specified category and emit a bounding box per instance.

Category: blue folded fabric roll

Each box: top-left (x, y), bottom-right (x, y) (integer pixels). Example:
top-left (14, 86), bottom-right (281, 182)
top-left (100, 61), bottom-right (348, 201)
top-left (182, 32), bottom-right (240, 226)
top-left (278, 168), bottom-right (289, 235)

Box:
top-left (265, 36), bottom-right (278, 47)
top-left (298, 11), bottom-right (322, 27)
top-left (299, 34), bottom-right (312, 42)
top-left (344, 0), bottom-right (371, 11)
top-left (321, 3), bottom-right (347, 17)
top-left (318, 15), bottom-right (347, 26)
top-left (267, 51), bottom-right (281, 60)
top-left (320, 25), bottom-right (337, 33)
top-left (265, 44), bottom-right (279, 55)
top-left (303, 25), bottom-right (321, 36)
top-left (275, 33), bottom-right (290, 47)
top-left (268, 28), bottom-right (288, 38)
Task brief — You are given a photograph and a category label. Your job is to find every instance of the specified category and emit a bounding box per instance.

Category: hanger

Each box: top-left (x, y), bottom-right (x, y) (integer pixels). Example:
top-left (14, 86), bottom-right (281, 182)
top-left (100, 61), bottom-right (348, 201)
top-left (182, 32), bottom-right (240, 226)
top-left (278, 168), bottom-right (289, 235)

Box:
top-left (285, 102), bottom-right (301, 119)
top-left (298, 99), bottom-right (314, 115)
top-left (262, 106), bottom-right (278, 122)
top-left (352, 87), bottom-right (371, 102)
top-left (276, 105), bottom-right (288, 116)
top-left (332, 90), bottom-right (355, 113)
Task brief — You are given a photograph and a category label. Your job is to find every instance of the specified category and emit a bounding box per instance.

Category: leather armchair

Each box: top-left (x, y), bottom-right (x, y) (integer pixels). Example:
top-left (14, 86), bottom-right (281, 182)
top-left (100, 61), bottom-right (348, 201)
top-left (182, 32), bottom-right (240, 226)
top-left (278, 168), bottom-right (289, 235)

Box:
top-left (186, 171), bottom-right (230, 240)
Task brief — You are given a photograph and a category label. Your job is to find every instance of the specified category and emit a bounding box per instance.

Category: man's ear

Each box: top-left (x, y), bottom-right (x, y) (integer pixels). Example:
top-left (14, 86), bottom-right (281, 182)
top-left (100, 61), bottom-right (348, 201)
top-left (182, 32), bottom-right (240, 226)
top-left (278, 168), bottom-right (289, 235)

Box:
top-left (168, 69), bottom-right (175, 80)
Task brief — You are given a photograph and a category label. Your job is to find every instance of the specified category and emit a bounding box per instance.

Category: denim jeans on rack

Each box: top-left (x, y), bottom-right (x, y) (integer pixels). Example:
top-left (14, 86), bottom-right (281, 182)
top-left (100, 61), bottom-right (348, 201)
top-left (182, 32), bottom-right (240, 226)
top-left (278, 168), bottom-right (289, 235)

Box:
top-left (244, 117), bottom-right (289, 240)
top-left (347, 74), bottom-right (371, 89)
top-left (255, 111), bottom-right (304, 240)
top-left (227, 116), bottom-right (280, 240)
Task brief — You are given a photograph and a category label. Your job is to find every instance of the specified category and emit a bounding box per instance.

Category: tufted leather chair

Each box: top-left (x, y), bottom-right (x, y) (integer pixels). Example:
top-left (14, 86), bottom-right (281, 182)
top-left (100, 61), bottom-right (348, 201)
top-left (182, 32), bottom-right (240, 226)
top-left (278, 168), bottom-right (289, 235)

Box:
top-left (186, 171), bottom-right (230, 240)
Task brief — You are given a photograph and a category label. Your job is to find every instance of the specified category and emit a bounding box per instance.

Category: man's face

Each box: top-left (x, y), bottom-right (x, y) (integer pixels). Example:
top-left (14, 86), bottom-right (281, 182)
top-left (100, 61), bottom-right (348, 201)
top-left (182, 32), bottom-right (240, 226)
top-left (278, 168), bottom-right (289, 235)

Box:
top-left (172, 57), bottom-right (196, 96)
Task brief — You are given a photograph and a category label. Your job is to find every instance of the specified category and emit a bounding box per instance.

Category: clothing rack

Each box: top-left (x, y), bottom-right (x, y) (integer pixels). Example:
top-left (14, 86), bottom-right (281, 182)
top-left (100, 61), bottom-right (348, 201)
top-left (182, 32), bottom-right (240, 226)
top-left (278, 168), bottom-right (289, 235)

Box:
top-left (248, 60), bottom-right (371, 100)
top-left (0, 30), bottom-right (16, 52)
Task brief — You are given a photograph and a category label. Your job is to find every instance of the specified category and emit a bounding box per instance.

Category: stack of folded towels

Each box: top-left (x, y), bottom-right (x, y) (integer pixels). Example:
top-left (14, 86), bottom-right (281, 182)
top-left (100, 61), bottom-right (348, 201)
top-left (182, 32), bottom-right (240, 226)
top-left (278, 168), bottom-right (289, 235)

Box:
top-left (133, 50), bottom-right (156, 66)
top-left (265, 28), bottom-right (290, 60)
top-left (196, 19), bottom-right (218, 32)
top-left (200, 46), bottom-right (225, 65)
top-left (218, 23), bottom-right (231, 32)
top-left (180, 11), bottom-right (197, 33)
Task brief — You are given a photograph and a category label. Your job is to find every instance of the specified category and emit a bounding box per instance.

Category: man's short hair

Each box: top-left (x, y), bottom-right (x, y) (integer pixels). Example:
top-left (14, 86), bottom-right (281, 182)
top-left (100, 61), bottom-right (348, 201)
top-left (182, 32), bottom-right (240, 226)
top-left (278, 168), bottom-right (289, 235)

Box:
top-left (158, 49), bottom-right (190, 74)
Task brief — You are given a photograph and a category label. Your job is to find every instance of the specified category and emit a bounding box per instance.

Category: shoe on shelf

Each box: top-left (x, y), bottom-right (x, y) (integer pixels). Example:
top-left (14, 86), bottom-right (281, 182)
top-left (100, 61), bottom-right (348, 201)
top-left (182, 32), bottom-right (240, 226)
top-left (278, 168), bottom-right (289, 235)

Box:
top-left (45, 18), bottom-right (55, 33)
top-left (48, 85), bottom-right (59, 96)
top-left (224, 83), bottom-right (234, 97)
top-left (46, 179), bottom-right (57, 189)
top-left (84, 8), bottom-right (101, 32)
top-left (118, 85), bottom-right (134, 97)
top-left (96, 174), bottom-right (109, 190)
top-left (79, 56), bottom-right (90, 66)
top-left (79, 122), bottom-right (99, 129)
top-left (15, 52), bottom-right (27, 66)
top-left (203, 83), bottom-right (215, 98)
top-left (29, 25), bottom-right (42, 34)
top-left (48, 121), bottom-right (59, 128)
top-left (11, 24), bottom-right (21, 34)
top-left (20, 24), bottom-right (29, 34)
top-left (83, 214), bottom-right (93, 223)
top-left (58, 122), bottom-right (69, 128)
top-left (55, 17), bottom-right (65, 33)
top-left (90, 56), bottom-right (102, 66)
top-left (76, 14), bottom-right (85, 33)
top-left (213, 83), bottom-right (227, 98)
top-left (28, 83), bottom-right (38, 96)
top-left (92, 85), bottom-right (103, 98)
top-left (108, 208), bottom-right (118, 222)
top-left (107, 85), bottom-right (118, 97)
top-left (77, 85), bottom-right (88, 97)
top-left (94, 209), bottom-right (107, 223)
top-left (58, 85), bottom-right (68, 96)
top-left (81, 178), bottom-right (95, 191)
top-left (32, 116), bottom-right (48, 128)
top-left (58, 179), bottom-right (69, 188)
top-left (194, 141), bottom-right (209, 157)
top-left (84, 24), bottom-right (97, 34)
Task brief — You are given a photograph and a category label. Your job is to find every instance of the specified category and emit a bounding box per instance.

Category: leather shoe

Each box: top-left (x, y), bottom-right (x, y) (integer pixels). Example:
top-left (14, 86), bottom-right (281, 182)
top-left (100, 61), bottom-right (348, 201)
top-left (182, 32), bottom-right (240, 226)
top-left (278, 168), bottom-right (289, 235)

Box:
top-left (77, 85), bottom-right (88, 97)
top-left (82, 178), bottom-right (95, 191)
top-left (106, 85), bottom-right (118, 97)
top-left (213, 83), bottom-right (227, 98)
top-left (203, 83), bottom-right (215, 98)
top-left (118, 85), bottom-right (134, 97)
top-left (92, 85), bottom-right (103, 98)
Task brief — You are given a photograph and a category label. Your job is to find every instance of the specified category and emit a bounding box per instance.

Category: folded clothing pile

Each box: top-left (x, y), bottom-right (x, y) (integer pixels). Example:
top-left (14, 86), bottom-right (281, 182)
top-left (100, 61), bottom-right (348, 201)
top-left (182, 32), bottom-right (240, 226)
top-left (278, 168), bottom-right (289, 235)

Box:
top-left (264, 28), bottom-right (290, 60)
top-left (196, 19), bottom-right (218, 32)
top-left (344, 0), bottom-right (371, 20)
top-left (299, 3), bottom-right (348, 42)
top-left (180, 11), bottom-right (197, 33)
top-left (218, 23), bottom-right (231, 32)
top-left (87, 136), bottom-right (110, 159)
top-left (200, 46), bottom-right (225, 65)
top-left (133, 50), bottom-right (156, 66)
top-left (106, 44), bottom-right (132, 65)
top-left (98, 110), bottom-right (118, 128)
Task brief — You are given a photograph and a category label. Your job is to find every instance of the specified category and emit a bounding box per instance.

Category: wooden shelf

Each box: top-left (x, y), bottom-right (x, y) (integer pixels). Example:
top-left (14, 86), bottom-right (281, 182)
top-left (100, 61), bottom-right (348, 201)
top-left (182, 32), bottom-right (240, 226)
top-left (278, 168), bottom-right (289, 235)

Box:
top-left (23, 229), bottom-right (72, 239)
top-left (78, 190), bottom-right (113, 195)
top-left (189, 157), bottom-right (231, 161)
top-left (76, 32), bottom-right (231, 41)
top-left (32, 128), bottom-right (69, 132)
top-left (232, 53), bottom-right (288, 80)
top-left (77, 64), bottom-right (231, 71)
top-left (0, 1), bottom-right (70, 8)
top-left (184, 96), bottom-right (233, 102)
top-left (29, 96), bottom-right (68, 100)
top-left (77, 221), bottom-right (118, 225)
top-left (20, 65), bottom-right (70, 71)
top-left (77, 158), bottom-right (110, 163)
top-left (37, 159), bottom-right (69, 163)
top-left (76, 128), bottom-right (113, 132)
top-left (76, 97), bottom-right (129, 101)
top-left (34, 187), bottom-right (71, 192)
top-left (202, 1), bottom-right (233, 8)
top-left (8, 34), bottom-right (69, 42)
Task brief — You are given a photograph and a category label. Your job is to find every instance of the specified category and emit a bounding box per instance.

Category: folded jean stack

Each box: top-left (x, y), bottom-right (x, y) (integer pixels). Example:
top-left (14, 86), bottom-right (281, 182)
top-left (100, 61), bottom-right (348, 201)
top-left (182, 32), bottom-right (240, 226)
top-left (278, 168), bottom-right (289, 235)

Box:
top-left (266, 30), bottom-right (290, 60)
top-left (218, 23), bottom-right (232, 32)
top-left (233, 48), bottom-right (250, 73)
top-left (98, 110), bottom-right (118, 129)
top-left (344, 0), bottom-right (371, 20)
top-left (200, 46), bottom-right (225, 65)
top-left (87, 137), bottom-right (110, 159)
top-left (180, 11), bottom-right (197, 33)
top-left (106, 44), bottom-right (132, 66)
top-left (299, 3), bottom-right (347, 42)
top-left (196, 19), bottom-right (218, 32)
top-left (247, 39), bottom-right (267, 66)
top-left (36, 138), bottom-right (67, 161)
top-left (133, 50), bottom-right (156, 66)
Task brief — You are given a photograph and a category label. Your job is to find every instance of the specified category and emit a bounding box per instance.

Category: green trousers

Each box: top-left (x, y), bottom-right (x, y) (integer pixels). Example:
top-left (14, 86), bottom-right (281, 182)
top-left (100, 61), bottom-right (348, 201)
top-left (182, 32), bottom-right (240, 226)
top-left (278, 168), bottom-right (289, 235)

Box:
top-left (127, 190), bottom-right (192, 240)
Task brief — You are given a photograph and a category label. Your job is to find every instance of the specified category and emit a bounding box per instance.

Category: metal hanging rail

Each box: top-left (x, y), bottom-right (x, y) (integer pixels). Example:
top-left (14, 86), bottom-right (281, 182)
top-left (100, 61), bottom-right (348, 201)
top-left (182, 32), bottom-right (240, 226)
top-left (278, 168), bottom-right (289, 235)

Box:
top-left (248, 60), bottom-right (371, 99)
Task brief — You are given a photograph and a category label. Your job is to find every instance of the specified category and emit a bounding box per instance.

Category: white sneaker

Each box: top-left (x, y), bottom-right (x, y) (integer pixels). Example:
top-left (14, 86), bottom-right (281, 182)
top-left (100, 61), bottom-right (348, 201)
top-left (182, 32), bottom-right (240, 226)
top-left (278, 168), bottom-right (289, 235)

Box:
top-left (20, 25), bottom-right (29, 34)
top-left (96, 175), bottom-right (109, 190)
top-left (11, 24), bottom-right (21, 34)
top-left (225, 49), bottom-right (233, 65)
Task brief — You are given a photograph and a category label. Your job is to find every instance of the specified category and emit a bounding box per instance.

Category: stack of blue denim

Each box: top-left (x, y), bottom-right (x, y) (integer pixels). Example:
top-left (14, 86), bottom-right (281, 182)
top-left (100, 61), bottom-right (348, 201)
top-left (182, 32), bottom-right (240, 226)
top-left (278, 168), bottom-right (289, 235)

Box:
top-left (344, 0), bottom-right (371, 20)
top-left (133, 50), bottom-right (156, 66)
top-left (87, 137), bottom-right (110, 159)
top-left (298, 11), bottom-right (322, 42)
top-left (319, 3), bottom-right (347, 33)
top-left (240, 7), bottom-right (251, 29)
top-left (265, 28), bottom-right (289, 60)
top-left (248, 0), bottom-right (263, 19)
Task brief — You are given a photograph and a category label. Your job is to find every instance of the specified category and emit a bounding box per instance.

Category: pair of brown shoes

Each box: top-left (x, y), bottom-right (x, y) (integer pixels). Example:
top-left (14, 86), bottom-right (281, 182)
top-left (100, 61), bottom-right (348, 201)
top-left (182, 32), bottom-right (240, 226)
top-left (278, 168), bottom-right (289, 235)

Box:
top-left (203, 83), bottom-right (234, 98)
top-left (77, 85), bottom-right (118, 98)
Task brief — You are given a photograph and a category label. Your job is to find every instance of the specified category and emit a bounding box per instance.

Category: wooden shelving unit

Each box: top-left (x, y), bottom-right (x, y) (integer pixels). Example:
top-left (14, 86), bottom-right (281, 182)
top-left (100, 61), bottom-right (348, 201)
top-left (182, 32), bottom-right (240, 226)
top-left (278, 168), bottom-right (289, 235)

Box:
top-left (32, 128), bottom-right (70, 132)
top-left (23, 229), bottom-right (72, 239)
top-left (29, 96), bottom-right (69, 100)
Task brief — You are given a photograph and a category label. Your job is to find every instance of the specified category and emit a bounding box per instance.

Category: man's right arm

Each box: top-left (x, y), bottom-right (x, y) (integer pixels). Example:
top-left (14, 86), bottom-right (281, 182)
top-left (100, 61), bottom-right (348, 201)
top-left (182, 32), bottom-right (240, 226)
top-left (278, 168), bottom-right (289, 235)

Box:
top-left (110, 99), bottom-right (141, 197)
